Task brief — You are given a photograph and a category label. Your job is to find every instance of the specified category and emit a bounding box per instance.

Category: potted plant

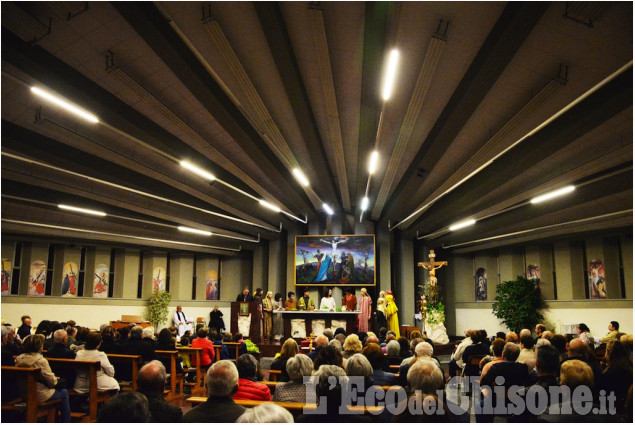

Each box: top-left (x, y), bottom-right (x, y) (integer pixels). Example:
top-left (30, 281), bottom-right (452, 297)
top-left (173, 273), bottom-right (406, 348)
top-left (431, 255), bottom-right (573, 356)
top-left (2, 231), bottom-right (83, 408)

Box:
top-left (146, 289), bottom-right (173, 329)
top-left (492, 275), bottom-right (545, 333)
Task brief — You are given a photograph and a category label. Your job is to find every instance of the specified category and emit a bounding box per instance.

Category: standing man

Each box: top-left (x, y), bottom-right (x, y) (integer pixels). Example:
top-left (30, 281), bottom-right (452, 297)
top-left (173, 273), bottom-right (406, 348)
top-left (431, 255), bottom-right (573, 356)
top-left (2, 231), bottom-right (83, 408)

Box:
top-left (297, 288), bottom-right (314, 311)
top-left (17, 315), bottom-right (32, 340)
top-left (285, 292), bottom-right (297, 310)
top-left (236, 286), bottom-right (253, 302)
top-left (342, 288), bottom-right (357, 312)
top-left (173, 306), bottom-right (193, 338)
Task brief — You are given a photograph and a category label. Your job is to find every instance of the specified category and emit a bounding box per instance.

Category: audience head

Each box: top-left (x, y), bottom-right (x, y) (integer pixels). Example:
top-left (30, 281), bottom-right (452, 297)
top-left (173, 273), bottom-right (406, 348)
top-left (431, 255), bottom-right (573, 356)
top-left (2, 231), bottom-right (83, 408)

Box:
top-left (536, 345), bottom-right (560, 375)
top-left (397, 337), bottom-right (410, 357)
top-left (236, 354), bottom-right (259, 379)
top-left (334, 333), bottom-right (346, 345)
top-left (568, 338), bottom-right (590, 359)
top-left (409, 330), bottom-right (422, 340)
top-left (560, 359), bottom-right (593, 390)
top-left (323, 329), bottom-right (334, 341)
top-left (285, 353), bottom-right (313, 383)
top-left (197, 327), bottom-right (209, 338)
top-left (53, 329), bottom-right (68, 344)
top-left (346, 353), bottom-right (372, 378)
top-left (506, 332), bottom-right (519, 343)
top-left (470, 329), bottom-right (482, 344)
top-left (386, 340), bottom-right (401, 357)
top-left (550, 334), bottom-right (567, 353)
top-left (118, 326), bottom-right (130, 339)
top-left (343, 334), bottom-right (362, 354)
top-left (535, 324), bottom-right (546, 335)
top-left (409, 337), bottom-right (423, 354)
top-left (236, 402), bottom-right (294, 423)
top-left (491, 338), bottom-right (506, 357)
top-left (520, 335), bottom-right (535, 350)
top-left (407, 358), bottom-right (443, 394)
top-left (362, 342), bottom-right (386, 370)
top-left (97, 391), bottom-right (150, 423)
top-left (328, 339), bottom-right (342, 352)
top-left (379, 327), bottom-right (387, 338)
top-left (158, 328), bottom-right (174, 346)
top-left (34, 320), bottom-right (51, 337)
top-left (541, 331), bottom-right (554, 341)
top-left (619, 334), bottom-right (633, 352)
top-left (130, 326), bottom-right (143, 339)
top-left (414, 341), bottom-right (434, 358)
top-left (207, 360), bottom-right (239, 397)
top-left (314, 345), bottom-right (343, 370)
top-left (234, 333), bottom-right (243, 342)
top-left (21, 315), bottom-right (31, 326)
top-left (85, 331), bottom-right (103, 350)
top-left (334, 327), bottom-right (346, 337)
top-left (610, 321), bottom-right (620, 331)
top-left (535, 338), bottom-right (551, 349)
top-left (314, 365), bottom-right (347, 406)
top-left (605, 340), bottom-right (632, 372)
top-left (519, 329), bottom-right (531, 339)
top-left (502, 342), bottom-right (520, 361)
top-left (365, 335), bottom-right (379, 345)
top-left (138, 360), bottom-right (167, 394)
top-left (101, 326), bottom-right (116, 342)
top-left (312, 335), bottom-right (327, 349)
top-left (1, 326), bottom-right (8, 344)
top-left (358, 332), bottom-right (368, 344)
top-left (22, 334), bottom-right (45, 353)
top-left (179, 336), bottom-right (190, 346)
top-left (280, 338), bottom-right (299, 358)
top-left (496, 332), bottom-right (507, 340)
top-left (142, 327), bottom-right (155, 339)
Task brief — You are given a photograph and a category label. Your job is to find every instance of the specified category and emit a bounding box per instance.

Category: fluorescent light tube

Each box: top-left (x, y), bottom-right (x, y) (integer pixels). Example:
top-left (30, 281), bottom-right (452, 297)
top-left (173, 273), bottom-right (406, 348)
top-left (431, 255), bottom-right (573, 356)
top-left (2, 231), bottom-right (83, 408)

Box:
top-left (58, 204), bottom-right (106, 217)
top-left (180, 160), bottom-right (216, 181)
top-left (449, 219), bottom-right (476, 231)
top-left (381, 49), bottom-right (400, 101)
top-left (361, 197), bottom-right (369, 211)
top-left (259, 200), bottom-right (281, 213)
top-left (368, 151), bottom-right (379, 175)
top-left (292, 168), bottom-right (310, 187)
top-left (31, 87), bottom-right (99, 123)
top-left (323, 203), bottom-right (334, 215)
top-left (178, 226), bottom-right (212, 236)
top-left (530, 185), bottom-right (575, 204)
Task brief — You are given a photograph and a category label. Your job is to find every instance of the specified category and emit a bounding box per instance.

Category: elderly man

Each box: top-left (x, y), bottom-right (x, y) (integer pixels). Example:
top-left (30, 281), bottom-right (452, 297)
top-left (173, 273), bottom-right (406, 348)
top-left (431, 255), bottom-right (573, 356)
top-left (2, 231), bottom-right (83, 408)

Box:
top-left (398, 341), bottom-right (440, 387)
top-left (138, 360), bottom-right (182, 423)
top-left (236, 287), bottom-right (253, 302)
top-left (480, 342), bottom-right (532, 399)
top-left (121, 325), bottom-right (157, 365)
top-left (308, 335), bottom-right (329, 362)
top-left (173, 306), bottom-right (194, 337)
top-left (184, 360), bottom-right (246, 422)
top-left (563, 338), bottom-right (602, 392)
top-left (448, 328), bottom-right (473, 379)
top-left (46, 329), bottom-right (76, 359)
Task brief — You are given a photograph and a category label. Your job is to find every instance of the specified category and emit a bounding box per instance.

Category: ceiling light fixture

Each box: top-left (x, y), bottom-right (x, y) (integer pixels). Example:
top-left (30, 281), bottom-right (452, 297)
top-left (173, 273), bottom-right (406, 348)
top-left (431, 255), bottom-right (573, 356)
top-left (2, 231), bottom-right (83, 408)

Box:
top-left (180, 160), bottom-right (216, 181)
top-left (368, 151), bottom-right (379, 175)
top-left (361, 197), bottom-right (369, 212)
top-left (530, 185), bottom-right (575, 204)
top-left (323, 203), bottom-right (334, 215)
top-left (381, 49), bottom-right (400, 101)
top-left (178, 226), bottom-right (212, 236)
top-left (292, 168), bottom-right (310, 187)
top-left (58, 204), bottom-right (106, 217)
top-left (259, 200), bottom-right (281, 213)
top-left (448, 218), bottom-right (476, 231)
top-left (31, 87), bottom-right (99, 123)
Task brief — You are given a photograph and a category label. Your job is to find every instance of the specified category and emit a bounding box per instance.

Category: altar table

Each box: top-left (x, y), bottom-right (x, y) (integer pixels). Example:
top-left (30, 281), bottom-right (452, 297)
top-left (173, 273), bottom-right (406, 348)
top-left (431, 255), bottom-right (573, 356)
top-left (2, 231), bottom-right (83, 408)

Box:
top-left (278, 310), bottom-right (361, 339)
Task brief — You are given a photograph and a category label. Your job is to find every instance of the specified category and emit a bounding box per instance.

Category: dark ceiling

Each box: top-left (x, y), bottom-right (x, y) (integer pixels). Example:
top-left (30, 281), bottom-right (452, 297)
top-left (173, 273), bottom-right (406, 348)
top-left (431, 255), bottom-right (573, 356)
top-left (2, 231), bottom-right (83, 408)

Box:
top-left (1, 1), bottom-right (632, 256)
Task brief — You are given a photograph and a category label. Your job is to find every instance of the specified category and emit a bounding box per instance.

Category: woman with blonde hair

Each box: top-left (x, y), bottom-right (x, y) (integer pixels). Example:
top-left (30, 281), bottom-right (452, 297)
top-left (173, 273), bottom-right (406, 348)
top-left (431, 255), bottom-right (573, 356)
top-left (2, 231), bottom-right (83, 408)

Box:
top-left (342, 333), bottom-right (363, 360)
top-left (269, 338), bottom-right (299, 382)
top-left (375, 291), bottom-right (388, 334)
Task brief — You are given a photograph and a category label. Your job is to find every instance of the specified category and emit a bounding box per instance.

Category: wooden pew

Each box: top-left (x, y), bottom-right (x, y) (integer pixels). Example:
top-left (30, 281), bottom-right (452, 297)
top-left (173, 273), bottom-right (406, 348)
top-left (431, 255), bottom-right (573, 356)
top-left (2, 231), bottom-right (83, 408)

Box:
top-left (177, 347), bottom-right (205, 396)
top-left (155, 350), bottom-right (184, 401)
top-left (47, 358), bottom-right (117, 422)
top-left (267, 369), bottom-right (283, 382)
top-left (222, 342), bottom-right (242, 359)
top-left (1, 366), bottom-right (62, 423)
top-left (107, 353), bottom-right (142, 391)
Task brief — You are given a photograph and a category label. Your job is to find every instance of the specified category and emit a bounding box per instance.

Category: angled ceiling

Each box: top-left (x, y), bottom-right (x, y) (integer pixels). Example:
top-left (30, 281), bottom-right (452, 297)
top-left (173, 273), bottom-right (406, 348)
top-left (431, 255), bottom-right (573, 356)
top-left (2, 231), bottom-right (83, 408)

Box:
top-left (1, 1), bottom-right (632, 255)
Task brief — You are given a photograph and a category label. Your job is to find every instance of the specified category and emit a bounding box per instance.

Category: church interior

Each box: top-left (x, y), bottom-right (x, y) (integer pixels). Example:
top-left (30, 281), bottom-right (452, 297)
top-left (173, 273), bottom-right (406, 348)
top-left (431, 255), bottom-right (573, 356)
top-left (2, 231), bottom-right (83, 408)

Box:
top-left (0, 1), bottom-right (633, 421)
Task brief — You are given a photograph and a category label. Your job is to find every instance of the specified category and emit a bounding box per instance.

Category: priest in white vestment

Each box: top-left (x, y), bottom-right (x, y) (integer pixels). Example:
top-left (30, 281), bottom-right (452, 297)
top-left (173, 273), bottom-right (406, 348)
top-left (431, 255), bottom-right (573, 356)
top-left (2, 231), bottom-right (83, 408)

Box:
top-left (173, 305), bottom-right (194, 337)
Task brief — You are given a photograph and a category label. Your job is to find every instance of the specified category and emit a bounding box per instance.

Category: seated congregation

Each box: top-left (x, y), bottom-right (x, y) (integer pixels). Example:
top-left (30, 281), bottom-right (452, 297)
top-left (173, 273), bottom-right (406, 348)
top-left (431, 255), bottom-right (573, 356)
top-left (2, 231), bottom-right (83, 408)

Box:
top-left (1, 315), bottom-right (632, 423)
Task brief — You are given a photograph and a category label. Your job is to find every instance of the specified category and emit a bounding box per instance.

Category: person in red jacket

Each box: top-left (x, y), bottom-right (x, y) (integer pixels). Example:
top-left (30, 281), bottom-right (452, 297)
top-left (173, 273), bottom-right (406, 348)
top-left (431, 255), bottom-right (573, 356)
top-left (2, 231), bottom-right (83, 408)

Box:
top-left (233, 354), bottom-right (271, 401)
top-left (190, 327), bottom-right (215, 367)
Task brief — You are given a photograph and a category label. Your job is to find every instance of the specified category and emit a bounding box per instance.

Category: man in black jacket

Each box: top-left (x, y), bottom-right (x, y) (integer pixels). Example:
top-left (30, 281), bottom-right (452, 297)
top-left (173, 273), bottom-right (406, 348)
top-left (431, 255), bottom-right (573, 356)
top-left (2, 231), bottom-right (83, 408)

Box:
top-left (138, 361), bottom-right (183, 423)
top-left (17, 315), bottom-right (32, 340)
top-left (236, 286), bottom-right (253, 302)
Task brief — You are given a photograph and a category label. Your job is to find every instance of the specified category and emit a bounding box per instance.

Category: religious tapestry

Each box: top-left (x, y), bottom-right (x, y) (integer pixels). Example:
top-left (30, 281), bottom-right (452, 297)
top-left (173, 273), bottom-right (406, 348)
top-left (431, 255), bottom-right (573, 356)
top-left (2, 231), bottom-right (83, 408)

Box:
top-left (588, 259), bottom-right (606, 299)
top-left (295, 235), bottom-right (375, 286)
top-left (475, 267), bottom-right (487, 301)
top-left (93, 264), bottom-right (109, 298)
top-left (1, 259), bottom-right (11, 296)
top-left (28, 260), bottom-right (46, 296)
top-left (527, 264), bottom-right (540, 280)
top-left (153, 267), bottom-right (166, 291)
top-left (206, 269), bottom-right (219, 300)
top-left (61, 262), bottom-right (79, 297)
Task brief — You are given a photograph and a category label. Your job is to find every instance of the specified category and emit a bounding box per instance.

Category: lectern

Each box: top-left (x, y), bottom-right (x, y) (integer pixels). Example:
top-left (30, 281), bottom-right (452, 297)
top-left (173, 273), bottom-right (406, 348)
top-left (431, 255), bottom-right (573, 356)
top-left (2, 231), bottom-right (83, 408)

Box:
top-left (230, 302), bottom-right (262, 343)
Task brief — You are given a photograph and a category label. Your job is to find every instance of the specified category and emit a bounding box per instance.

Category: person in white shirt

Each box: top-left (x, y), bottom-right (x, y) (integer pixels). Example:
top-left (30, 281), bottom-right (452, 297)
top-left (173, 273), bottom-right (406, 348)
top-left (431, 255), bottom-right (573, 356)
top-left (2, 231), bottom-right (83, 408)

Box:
top-left (173, 306), bottom-right (193, 337)
top-left (319, 288), bottom-right (337, 311)
top-left (447, 328), bottom-right (473, 379)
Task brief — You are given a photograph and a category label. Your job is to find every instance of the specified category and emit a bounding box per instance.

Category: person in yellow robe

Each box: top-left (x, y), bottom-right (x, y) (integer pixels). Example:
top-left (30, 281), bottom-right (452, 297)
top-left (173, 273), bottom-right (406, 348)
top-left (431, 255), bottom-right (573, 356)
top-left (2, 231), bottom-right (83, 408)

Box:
top-left (385, 291), bottom-right (400, 338)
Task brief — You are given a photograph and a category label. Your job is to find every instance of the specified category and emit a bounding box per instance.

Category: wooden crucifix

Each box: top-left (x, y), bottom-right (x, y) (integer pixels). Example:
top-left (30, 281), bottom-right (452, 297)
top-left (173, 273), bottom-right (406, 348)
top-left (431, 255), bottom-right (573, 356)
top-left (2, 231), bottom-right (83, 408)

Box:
top-left (417, 250), bottom-right (447, 282)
